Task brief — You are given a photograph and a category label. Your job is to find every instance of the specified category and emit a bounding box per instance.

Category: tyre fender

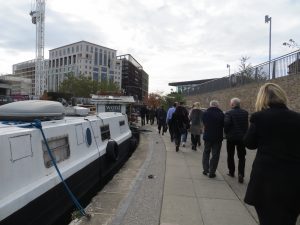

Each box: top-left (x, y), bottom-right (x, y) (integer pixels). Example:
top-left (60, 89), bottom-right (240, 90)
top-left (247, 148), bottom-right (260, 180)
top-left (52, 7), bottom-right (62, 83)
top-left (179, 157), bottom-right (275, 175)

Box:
top-left (106, 140), bottom-right (119, 162)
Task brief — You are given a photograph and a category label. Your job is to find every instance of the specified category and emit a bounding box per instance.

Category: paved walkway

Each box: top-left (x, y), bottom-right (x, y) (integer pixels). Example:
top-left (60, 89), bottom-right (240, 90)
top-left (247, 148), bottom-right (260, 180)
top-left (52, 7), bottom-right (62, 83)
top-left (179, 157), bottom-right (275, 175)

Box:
top-left (160, 130), bottom-right (258, 225)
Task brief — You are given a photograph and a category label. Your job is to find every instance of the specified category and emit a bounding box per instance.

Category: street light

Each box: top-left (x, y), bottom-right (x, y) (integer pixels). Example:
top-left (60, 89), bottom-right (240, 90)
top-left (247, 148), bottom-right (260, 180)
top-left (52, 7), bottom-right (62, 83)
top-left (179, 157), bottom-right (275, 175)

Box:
top-left (265, 15), bottom-right (272, 79)
top-left (226, 64), bottom-right (230, 76)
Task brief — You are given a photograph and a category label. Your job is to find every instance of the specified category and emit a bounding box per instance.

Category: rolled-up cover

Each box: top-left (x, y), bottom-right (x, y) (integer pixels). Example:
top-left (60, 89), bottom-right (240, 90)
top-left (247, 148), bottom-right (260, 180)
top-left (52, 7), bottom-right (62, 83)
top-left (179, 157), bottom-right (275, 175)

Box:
top-left (0, 100), bottom-right (65, 121)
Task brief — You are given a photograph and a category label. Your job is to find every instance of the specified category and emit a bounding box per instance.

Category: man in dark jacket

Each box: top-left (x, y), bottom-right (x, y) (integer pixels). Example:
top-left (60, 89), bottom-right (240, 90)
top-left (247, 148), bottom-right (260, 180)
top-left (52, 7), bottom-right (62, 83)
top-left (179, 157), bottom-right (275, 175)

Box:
top-left (171, 102), bottom-right (190, 152)
top-left (157, 105), bottom-right (167, 135)
top-left (224, 98), bottom-right (248, 183)
top-left (140, 105), bottom-right (147, 126)
top-left (202, 100), bottom-right (224, 178)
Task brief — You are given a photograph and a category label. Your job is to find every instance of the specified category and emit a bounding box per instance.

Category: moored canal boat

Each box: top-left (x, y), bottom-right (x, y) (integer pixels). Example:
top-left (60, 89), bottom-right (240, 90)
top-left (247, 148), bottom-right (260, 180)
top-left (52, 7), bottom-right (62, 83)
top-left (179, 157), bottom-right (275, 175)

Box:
top-left (0, 100), bottom-right (138, 225)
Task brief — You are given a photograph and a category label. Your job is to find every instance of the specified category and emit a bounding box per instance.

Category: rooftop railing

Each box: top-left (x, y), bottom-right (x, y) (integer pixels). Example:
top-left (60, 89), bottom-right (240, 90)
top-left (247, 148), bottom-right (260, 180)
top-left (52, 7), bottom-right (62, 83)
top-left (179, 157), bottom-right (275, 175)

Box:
top-left (184, 49), bottom-right (300, 96)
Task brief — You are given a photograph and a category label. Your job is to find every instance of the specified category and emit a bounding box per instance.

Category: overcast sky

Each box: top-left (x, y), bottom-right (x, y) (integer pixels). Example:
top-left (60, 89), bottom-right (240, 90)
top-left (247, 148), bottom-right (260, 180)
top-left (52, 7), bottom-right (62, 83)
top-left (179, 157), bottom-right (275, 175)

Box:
top-left (0, 0), bottom-right (299, 93)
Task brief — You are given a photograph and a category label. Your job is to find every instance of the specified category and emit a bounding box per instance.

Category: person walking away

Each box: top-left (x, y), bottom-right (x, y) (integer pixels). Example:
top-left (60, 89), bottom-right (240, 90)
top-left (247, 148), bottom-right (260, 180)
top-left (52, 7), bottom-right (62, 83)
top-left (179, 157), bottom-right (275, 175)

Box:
top-left (157, 106), bottom-right (167, 135)
top-left (224, 98), bottom-right (249, 183)
top-left (171, 103), bottom-right (190, 152)
top-left (146, 106), bottom-right (150, 124)
top-left (179, 102), bottom-right (189, 147)
top-left (202, 100), bottom-right (224, 178)
top-left (166, 102), bottom-right (177, 142)
top-left (243, 83), bottom-right (300, 225)
top-left (140, 104), bottom-right (147, 126)
top-left (189, 102), bottom-right (204, 151)
top-left (149, 107), bottom-right (156, 125)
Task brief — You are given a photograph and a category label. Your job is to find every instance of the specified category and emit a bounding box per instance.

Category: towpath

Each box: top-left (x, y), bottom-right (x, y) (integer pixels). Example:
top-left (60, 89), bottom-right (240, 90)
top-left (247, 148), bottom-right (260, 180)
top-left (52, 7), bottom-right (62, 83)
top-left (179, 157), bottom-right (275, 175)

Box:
top-left (71, 124), bottom-right (300, 225)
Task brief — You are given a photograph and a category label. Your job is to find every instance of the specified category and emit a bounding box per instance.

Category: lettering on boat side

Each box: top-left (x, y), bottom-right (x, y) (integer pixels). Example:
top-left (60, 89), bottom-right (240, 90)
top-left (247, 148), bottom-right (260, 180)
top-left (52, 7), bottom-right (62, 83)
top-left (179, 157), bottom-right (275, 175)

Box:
top-left (105, 104), bottom-right (121, 112)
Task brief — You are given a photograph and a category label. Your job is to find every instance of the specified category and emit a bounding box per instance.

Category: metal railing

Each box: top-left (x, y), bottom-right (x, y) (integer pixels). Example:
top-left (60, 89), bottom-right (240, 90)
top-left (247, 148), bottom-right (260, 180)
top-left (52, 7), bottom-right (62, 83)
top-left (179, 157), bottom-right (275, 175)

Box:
top-left (184, 49), bottom-right (300, 96)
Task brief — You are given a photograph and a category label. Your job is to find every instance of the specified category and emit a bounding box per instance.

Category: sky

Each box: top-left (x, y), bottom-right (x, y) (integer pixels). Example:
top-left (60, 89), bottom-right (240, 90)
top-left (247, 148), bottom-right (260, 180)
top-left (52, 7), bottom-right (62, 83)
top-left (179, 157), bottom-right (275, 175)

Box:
top-left (0, 0), bottom-right (299, 94)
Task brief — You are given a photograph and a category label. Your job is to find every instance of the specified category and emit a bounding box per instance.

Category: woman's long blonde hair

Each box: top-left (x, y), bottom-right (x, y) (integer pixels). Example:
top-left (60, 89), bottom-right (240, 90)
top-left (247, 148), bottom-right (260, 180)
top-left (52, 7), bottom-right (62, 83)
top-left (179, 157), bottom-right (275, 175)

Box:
top-left (255, 83), bottom-right (288, 111)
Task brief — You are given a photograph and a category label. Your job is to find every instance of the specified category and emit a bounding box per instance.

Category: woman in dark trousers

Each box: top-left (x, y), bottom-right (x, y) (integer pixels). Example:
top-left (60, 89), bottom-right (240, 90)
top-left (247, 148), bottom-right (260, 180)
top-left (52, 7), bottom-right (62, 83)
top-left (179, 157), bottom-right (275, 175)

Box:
top-left (189, 102), bottom-right (203, 151)
top-left (244, 83), bottom-right (300, 225)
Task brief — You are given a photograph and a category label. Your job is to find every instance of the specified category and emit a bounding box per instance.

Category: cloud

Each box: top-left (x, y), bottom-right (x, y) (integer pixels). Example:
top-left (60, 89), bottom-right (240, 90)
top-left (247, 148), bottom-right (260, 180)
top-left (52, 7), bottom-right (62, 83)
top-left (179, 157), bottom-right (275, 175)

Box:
top-left (0, 0), bottom-right (300, 93)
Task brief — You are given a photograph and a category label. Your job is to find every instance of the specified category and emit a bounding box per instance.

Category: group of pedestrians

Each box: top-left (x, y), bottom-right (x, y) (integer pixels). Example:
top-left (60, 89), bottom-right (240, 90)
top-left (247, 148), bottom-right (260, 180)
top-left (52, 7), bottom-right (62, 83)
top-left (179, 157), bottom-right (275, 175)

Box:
top-left (162, 83), bottom-right (300, 225)
top-left (140, 105), bottom-right (157, 126)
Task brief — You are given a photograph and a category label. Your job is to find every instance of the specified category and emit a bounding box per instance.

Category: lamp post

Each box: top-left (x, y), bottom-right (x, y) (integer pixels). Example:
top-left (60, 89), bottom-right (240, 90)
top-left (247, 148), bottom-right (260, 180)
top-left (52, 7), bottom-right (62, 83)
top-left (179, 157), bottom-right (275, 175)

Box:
top-left (265, 15), bottom-right (272, 79)
top-left (226, 64), bottom-right (230, 76)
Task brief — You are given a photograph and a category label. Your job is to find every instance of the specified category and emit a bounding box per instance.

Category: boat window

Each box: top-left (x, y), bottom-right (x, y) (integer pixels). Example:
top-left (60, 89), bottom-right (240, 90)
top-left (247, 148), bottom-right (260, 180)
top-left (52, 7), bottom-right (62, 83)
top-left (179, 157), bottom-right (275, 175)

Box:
top-left (9, 134), bottom-right (33, 162)
top-left (100, 125), bottom-right (110, 141)
top-left (119, 120), bottom-right (125, 126)
top-left (42, 135), bottom-right (70, 168)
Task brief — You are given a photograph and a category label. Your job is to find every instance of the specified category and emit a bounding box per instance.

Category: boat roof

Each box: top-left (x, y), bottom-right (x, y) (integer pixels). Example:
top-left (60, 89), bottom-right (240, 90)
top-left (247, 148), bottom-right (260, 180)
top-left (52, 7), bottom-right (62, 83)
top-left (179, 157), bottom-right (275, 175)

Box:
top-left (0, 112), bottom-right (124, 135)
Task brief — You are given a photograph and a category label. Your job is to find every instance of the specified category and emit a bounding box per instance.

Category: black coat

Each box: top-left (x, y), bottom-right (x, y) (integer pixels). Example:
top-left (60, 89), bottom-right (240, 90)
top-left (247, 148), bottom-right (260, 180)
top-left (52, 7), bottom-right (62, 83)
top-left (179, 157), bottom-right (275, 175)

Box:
top-left (140, 106), bottom-right (147, 117)
top-left (171, 106), bottom-right (189, 135)
top-left (243, 103), bottom-right (300, 209)
top-left (224, 106), bottom-right (249, 141)
top-left (157, 108), bottom-right (167, 125)
top-left (202, 107), bottom-right (224, 142)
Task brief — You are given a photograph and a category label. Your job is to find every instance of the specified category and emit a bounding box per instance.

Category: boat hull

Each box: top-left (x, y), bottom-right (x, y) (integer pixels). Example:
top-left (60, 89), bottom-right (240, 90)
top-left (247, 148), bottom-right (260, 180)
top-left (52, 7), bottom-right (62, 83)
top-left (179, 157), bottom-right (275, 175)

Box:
top-left (0, 138), bottom-right (132, 225)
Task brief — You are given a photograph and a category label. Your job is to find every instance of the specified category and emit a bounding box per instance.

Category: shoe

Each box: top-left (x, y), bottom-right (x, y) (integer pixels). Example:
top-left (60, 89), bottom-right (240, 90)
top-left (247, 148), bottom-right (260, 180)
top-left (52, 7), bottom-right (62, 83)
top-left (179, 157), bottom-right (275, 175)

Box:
top-left (227, 173), bottom-right (235, 177)
top-left (238, 175), bottom-right (244, 183)
top-left (203, 171), bottom-right (208, 176)
top-left (209, 173), bottom-right (216, 178)
top-left (176, 146), bottom-right (179, 152)
top-left (192, 146), bottom-right (197, 151)
top-left (162, 132), bottom-right (164, 136)
top-left (182, 142), bottom-right (185, 147)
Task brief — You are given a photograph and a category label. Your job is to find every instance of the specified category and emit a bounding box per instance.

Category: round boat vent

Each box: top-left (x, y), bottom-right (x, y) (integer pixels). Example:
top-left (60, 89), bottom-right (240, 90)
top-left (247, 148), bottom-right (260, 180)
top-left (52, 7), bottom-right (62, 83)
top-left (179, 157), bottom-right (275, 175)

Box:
top-left (86, 128), bottom-right (92, 146)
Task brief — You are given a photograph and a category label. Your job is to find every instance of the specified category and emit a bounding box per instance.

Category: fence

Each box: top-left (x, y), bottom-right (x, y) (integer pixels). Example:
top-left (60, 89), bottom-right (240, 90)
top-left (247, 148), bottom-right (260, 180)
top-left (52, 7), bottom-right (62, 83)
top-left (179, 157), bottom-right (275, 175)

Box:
top-left (184, 49), bottom-right (300, 96)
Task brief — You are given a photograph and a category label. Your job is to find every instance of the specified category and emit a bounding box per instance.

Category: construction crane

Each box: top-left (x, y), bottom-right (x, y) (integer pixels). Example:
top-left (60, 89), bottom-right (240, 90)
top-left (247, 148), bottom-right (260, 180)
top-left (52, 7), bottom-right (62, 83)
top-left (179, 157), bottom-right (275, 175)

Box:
top-left (30, 0), bottom-right (46, 96)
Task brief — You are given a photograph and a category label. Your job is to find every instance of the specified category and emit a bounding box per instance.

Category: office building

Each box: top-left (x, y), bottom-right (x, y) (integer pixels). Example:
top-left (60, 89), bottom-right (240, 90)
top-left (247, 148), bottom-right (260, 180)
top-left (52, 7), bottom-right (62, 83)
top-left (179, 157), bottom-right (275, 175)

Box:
top-left (47, 41), bottom-right (122, 92)
top-left (117, 54), bottom-right (149, 102)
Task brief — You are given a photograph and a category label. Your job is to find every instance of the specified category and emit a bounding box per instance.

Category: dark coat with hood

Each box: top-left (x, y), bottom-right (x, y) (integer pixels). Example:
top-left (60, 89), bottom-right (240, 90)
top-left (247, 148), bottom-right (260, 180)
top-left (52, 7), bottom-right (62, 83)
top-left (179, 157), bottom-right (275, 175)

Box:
top-left (243, 103), bottom-right (300, 210)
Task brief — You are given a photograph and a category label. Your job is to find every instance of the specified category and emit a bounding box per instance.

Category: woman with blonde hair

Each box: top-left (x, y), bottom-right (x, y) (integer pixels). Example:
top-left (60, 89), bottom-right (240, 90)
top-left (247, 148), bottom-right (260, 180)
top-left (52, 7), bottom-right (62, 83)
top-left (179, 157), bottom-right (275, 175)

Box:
top-left (189, 102), bottom-right (204, 150)
top-left (244, 83), bottom-right (300, 225)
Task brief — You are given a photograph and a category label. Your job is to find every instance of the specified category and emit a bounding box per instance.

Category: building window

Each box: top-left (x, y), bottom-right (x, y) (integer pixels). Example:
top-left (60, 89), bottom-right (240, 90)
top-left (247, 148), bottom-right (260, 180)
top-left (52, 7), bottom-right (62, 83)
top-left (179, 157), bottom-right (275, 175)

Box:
top-left (104, 51), bottom-right (107, 66)
top-left (94, 52), bottom-right (98, 65)
top-left (86, 45), bottom-right (89, 52)
top-left (93, 72), bottom-right (99, 81)
top-left (99, 52), bottom-right (102, 65)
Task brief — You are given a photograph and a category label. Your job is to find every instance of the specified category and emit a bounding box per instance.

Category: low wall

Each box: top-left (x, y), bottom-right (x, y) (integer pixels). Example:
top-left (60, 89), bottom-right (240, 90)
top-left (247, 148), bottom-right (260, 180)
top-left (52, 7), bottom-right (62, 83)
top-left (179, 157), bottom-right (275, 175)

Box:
top-left (186, 74), bottom-right (300, 113)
